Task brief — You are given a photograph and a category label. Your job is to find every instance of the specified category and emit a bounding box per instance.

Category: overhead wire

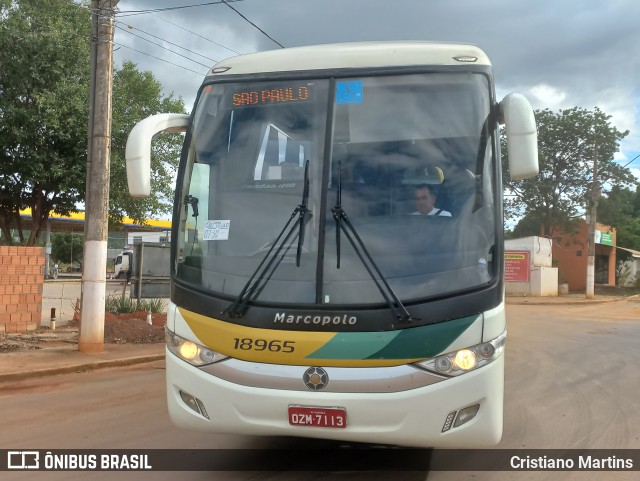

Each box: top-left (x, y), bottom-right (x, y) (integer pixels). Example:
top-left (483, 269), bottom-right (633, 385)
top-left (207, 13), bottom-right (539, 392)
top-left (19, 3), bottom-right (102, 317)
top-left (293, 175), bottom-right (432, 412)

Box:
top-left (621, 153), bottom-right (640, 169)
top-left (115, 24), bottom-right (215, 68)
top-left (113, 42), bottom-right (208, 76)
top-left (69, 2), bottom-right (211, 75)
top-left (116, 0), bottom-right (243, 17)
top-left (149, 13), bottom-right (243, 55)
top-left (77, 0), bottom-right (284, 76)
top-left (50, 2), bottom-right (209, 79)
top-left (220, 0), bottom-right (284, 48)
top-left (114, 0), bottom-right (244, 61)
top-left (116, 22), bottom-right (219, 62)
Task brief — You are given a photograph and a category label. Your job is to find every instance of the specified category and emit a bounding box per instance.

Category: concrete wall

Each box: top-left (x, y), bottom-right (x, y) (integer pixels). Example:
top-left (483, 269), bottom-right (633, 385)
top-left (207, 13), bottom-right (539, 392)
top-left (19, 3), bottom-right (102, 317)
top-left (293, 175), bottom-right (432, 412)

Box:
top-left (620, 258), bottom-right (640, 287)
top-left (42, 280), bottom-right (83, 326)
top-left (0, 246), bottom-right (45, 335)
top-left (42, 279), bottom-right (170, 328)
top-left (505, 236), bottom-right (553, 267)
top-left (531, 267), bottom-right (559, 296)
top-left (505, 237), bottom-right (558, 297)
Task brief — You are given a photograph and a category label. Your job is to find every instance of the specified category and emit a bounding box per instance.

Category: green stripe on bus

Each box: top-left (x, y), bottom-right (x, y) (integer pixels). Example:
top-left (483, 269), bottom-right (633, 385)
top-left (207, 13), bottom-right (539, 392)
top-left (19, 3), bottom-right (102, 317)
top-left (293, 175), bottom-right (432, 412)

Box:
top-left (307, 315), bottom-right (478, 360)
top-left (305, 330), bottom-right (401, 359)
top-left (366, 315), bottom-right (478, 359)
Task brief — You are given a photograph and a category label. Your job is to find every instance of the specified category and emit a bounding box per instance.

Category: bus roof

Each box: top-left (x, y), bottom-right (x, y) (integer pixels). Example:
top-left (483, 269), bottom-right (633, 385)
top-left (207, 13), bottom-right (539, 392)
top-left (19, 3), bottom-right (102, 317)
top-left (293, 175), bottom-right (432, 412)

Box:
top-left (205, 41), bottom-right (491, 78)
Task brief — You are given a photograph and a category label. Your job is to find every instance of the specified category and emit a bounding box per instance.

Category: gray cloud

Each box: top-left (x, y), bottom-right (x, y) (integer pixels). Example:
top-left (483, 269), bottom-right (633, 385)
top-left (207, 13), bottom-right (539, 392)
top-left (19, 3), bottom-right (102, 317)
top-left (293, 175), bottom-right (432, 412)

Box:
top-left (114, 0), bottom-right (640, 160)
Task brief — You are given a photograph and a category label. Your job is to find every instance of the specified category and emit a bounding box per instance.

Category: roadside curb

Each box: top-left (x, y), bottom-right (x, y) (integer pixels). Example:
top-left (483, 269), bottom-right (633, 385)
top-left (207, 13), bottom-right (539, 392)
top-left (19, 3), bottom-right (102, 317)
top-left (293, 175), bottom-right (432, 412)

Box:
top-left (0, 354), bottom-right (164, 383)
top-left (506, 298), bottom-right (620, 306)
top-left (506, 294), bottom-right (640, 306)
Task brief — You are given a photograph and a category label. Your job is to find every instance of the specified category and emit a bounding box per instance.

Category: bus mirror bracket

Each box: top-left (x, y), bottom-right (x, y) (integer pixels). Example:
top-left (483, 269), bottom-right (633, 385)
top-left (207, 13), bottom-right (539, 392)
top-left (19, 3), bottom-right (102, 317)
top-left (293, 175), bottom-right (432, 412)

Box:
top-left (500, 93), bottom-right (539, 180)
top-left (125, 113), bottom-right (190, 197)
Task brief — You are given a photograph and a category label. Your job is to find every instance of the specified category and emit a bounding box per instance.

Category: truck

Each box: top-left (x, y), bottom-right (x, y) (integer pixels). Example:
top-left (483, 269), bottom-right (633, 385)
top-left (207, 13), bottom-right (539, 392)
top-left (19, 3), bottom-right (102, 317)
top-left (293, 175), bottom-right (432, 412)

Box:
top-left (113, 250), bottom-right (133, 279)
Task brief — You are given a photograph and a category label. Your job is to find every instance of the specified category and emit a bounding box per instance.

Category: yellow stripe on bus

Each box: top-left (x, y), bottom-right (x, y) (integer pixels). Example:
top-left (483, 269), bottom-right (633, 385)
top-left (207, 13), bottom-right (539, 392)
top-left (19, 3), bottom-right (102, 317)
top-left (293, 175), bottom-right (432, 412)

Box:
top-left (179, 308), bottom-right (422, 367)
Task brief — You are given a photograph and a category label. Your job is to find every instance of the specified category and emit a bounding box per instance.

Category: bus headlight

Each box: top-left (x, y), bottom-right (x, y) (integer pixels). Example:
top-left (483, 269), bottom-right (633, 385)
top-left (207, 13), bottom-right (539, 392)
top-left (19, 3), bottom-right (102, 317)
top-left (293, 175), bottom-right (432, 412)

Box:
top-left (415, 330), bottom-right (506, 376)
top-left (166, 328), bottom-right (228, 366)
top-left (454, 349), bottom-right (477, 370)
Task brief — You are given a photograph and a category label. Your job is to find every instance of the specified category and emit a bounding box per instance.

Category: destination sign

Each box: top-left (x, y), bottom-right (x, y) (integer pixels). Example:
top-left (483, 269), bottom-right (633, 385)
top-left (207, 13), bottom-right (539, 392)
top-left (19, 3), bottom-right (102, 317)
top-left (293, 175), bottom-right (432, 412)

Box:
top-left (232, 85), bottom-right (311, 107)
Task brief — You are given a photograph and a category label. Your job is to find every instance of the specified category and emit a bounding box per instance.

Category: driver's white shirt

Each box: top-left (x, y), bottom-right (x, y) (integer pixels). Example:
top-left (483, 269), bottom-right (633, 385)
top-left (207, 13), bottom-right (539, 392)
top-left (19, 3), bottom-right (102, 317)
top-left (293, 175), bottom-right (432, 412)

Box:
top-left (412, 207), bottom-right (452, 217)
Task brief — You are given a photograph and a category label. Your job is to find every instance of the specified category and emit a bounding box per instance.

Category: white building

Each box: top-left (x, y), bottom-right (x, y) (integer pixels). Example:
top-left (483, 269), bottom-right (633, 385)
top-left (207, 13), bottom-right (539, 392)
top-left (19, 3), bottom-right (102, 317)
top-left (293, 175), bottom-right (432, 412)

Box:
top-left (125, 230), bottom-right (171, 246)
top-left (504, 236), bottom-right (558, 297)
top-left (618, 247), bottom-right (640, 287)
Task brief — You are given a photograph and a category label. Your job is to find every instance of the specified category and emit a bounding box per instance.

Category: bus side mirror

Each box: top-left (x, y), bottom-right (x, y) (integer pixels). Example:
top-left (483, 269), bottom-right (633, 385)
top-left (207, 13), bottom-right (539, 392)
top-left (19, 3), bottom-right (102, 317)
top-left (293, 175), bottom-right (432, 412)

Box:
top-left (500, 94), bottom-right (539, 180)
top-left (125, 113), bottom-right (190, 197)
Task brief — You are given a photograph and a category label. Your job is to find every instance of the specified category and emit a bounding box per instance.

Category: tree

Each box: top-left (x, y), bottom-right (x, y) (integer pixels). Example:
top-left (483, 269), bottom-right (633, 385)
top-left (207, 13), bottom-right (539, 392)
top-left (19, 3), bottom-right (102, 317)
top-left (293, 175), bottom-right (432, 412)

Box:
top-left (109, 61), bottom-right (185, 225)
top-left (51, 231), bottom-right (84, 267)
top-left (598, 185), bottom-right (640, 251)
top-left (503, 107), bottom-right (636, 237)
top-left (0, 1), bottom-right (186, 245)
top-left (0, 0), bottom-right (90, 245)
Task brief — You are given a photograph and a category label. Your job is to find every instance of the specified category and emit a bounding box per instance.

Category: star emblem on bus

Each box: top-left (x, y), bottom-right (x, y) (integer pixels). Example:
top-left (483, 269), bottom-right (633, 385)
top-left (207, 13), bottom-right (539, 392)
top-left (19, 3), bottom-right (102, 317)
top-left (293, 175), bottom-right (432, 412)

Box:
top-left (303, 367), bottom-right (329, 391)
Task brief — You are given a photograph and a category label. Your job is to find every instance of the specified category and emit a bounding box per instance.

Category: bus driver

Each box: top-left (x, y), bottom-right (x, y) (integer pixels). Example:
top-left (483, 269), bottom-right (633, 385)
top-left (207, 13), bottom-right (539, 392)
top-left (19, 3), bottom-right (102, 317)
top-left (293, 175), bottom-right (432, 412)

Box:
top-left (413, 184), bottom-right (452, 217)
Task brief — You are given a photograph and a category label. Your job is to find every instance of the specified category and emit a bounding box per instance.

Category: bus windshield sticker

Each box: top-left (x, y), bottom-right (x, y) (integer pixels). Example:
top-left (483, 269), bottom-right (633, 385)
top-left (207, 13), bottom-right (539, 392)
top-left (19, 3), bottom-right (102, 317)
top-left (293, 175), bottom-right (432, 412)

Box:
top-left (203, 220), bottom-right (230, 240)
top-left (336, 81), bottom-right (363, 104)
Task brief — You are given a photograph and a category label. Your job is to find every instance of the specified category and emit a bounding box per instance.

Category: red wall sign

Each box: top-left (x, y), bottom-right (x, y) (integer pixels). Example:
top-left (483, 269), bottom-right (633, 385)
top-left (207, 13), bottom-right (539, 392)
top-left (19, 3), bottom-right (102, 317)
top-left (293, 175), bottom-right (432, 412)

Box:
top-left (504, 251), bottom-right (530, 282)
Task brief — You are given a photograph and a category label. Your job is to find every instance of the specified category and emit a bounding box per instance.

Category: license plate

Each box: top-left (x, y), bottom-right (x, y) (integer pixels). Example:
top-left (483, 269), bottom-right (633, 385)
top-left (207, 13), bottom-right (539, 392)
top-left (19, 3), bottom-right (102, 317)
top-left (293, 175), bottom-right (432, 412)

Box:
top-left (288, 405), bottom-right (347, 428)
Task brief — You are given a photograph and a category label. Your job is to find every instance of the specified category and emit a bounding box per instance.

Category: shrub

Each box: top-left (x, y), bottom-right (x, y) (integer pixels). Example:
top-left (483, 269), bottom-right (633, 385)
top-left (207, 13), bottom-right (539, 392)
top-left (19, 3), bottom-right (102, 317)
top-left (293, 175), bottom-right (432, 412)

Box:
top-left (104, 295), bottom-right (166, 314)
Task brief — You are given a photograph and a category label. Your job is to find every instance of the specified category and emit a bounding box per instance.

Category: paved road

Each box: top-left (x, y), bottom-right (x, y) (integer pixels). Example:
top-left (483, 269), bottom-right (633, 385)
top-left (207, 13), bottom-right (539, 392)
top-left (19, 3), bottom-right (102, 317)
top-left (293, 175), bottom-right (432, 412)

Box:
top-left (2, 300), bottom-right (639, 480)
top-left (430, 299), bottom-right (640, 481)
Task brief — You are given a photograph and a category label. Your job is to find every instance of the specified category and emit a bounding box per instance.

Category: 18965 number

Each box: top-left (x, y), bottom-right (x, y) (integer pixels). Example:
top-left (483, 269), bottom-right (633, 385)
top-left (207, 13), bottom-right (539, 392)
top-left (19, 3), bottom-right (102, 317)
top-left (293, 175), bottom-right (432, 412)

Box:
top-left (233, 338), bottom-right (295, 353)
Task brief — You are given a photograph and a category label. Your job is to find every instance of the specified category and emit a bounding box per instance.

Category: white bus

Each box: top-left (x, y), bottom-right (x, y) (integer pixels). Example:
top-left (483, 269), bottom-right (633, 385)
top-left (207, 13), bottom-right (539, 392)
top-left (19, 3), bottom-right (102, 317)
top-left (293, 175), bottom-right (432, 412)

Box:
top-left (126, 42), bottom-right (538, 448)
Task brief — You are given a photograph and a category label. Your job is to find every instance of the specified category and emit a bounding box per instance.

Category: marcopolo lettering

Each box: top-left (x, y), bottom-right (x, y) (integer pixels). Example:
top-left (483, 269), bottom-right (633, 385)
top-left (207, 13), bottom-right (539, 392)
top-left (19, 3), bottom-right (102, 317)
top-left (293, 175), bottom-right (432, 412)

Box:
top-left (274, 312), bottom-right (358, 326)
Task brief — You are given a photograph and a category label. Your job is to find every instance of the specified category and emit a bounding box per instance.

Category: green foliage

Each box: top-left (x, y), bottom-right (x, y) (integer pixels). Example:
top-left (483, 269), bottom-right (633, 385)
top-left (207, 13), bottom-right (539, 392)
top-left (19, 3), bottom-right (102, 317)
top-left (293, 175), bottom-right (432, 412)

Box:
top-left (598, 185), bottom-right (640, 251)
top-left (509, 211), bottom-right (583, 239)
top-left (109, 61), bottom-right (186, 226)
top-left (143, 297), bottom-right (167, 314)
top-left (50, 232), bottom-right (84, 265)
top-left (503, 107), bottom-right (636, 237)
top-left (0, 2), bottom-right (186, 244)
top-left (0, 0), bottom-right (90, 244)
top-left (104, 294), bottom-right (166, 314)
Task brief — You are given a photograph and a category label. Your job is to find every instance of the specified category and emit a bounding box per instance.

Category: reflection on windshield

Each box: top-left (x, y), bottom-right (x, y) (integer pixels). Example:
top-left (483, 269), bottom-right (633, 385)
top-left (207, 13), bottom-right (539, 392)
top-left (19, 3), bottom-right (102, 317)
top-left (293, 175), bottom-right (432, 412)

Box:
top-left (323, 74), bottom-right (495, 305)
top-left (175, 80), bottom-right (328, 305)
top-left (175, 73), bottom-right (496, 307)
top-left (332, 160), bottom-right (415, 322)
top-left (224, 161), bottom-right (313, 318)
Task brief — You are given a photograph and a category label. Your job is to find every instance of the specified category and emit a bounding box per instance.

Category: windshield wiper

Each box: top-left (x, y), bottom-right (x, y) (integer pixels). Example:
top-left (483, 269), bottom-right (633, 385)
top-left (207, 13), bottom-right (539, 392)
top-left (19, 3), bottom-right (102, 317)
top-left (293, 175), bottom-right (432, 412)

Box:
top-left (184, 195), bottom-right (199, 255)
top-left (331, 161), bottom-right (416, 324)
top-left (223, 161), bottom-right (312, 319)
top-left (296, 161), bottom-right (311, 266)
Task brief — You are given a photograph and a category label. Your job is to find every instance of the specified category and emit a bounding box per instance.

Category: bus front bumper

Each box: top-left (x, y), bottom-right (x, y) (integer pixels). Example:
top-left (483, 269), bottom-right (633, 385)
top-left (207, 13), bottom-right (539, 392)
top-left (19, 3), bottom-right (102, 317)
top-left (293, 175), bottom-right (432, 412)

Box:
top-left (165, 349), bottom-right (504, 448)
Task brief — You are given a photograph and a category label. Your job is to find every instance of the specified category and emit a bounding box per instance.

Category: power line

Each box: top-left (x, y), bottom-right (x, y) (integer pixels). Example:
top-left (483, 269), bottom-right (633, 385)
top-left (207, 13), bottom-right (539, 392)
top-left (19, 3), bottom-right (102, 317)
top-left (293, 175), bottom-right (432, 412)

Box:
top-left (621, 153), bottom-right (640, 169)
top-left (220, 0), bottom-right (284, 49)
top-left (117, 22), bottom-right (219, 62)
top-left (116, 1), bottom-right (243, 56)
top-left (150, 12), bottom-right (243, 55)
top-left (114, 42), bottom-right (208, 76)
top-left (14, 24), bottom-right (205, 78)
top-left (116, 0), bottom-right (243, 17)
top-left (115, 24), bottom-right (213, 68)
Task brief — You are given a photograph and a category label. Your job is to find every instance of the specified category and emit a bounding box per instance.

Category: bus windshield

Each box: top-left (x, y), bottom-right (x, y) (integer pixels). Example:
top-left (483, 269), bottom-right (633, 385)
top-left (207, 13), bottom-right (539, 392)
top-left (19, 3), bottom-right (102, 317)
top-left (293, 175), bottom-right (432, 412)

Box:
top-left (175, 72), bottom-right (496, 307)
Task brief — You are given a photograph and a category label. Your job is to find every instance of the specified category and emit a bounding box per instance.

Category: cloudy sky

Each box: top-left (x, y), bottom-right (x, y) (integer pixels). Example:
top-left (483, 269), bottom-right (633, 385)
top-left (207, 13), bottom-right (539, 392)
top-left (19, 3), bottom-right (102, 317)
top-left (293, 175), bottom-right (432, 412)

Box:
top-left (112, 0), bottom-right (640, 176)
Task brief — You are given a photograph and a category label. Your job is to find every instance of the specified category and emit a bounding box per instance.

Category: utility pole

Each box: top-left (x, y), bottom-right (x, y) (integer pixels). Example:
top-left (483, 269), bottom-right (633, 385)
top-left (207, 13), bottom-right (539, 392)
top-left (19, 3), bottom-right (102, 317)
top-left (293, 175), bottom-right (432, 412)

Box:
top-left (79, 0), bottom-right (119, 352)
top-left (586, 146), bottom-right (598, 299)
